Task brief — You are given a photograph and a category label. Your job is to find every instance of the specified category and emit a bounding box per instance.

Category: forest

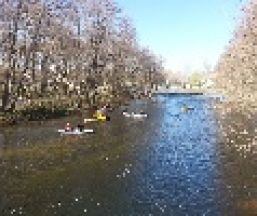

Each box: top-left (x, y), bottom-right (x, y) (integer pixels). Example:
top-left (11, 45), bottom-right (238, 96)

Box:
top-left (214, 0), bottom-right (257, 111)
top-left (0, 0), bottom-right (165, 115)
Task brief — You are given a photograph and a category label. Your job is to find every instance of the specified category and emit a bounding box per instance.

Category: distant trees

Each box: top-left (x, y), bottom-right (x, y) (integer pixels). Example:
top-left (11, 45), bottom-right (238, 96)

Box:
top-left (188, 72), bottom-right (204, 88)
top-left (0, 0), bottom-right (165, 111)
top-left (214, 0), bottom-right (257, 107)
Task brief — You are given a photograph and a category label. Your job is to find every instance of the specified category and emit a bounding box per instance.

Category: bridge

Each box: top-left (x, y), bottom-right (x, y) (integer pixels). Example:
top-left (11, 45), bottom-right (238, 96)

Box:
top-left (152, 87), bottom-right (205, 95)
top-left (152, 87), bottom-right (225, 101)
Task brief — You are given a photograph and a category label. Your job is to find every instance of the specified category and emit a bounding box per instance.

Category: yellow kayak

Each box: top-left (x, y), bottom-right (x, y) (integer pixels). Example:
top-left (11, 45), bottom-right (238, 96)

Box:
top-left (93, 111), bottom-right (108, 121)
top-left (96, 115), bottom-right (107, 121)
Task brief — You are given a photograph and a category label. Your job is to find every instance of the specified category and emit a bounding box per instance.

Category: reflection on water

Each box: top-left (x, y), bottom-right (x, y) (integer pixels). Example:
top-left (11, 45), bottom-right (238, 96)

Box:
top-left (0, 95), bottom-right (256, 215)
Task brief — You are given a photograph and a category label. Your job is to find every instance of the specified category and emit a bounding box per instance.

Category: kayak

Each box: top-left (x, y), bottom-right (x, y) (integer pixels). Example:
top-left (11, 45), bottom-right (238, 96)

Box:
top-left (181, 106), bottom-right (194, 112)
top-left (93, 112), bottom-right (109, 121)
top-left (84, 116), bottom-right (109, 123)
top-left (84, 118), bottom-right (98, 123)
top-left (122, 112), bottom-right (131, 118)
top-left (58, 128), bottom-right (94, 135)
top-left (96, 115), bottom-right (107, 121)
top-left (132, 113), bottom-right (148, 118)
top-left (122, 112), bottom-right (148, 118)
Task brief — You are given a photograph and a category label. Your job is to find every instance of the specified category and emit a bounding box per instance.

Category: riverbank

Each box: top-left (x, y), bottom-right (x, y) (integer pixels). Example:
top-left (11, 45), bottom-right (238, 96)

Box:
top-left (0, 93), bottom-right (148, 127)
top-left (0, 106), bottom-right (70, 126)
top-left (214, 97), bottom-right (257, 117)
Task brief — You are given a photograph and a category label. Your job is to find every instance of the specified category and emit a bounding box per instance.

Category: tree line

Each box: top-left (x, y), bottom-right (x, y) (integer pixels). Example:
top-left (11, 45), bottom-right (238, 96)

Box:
top-left (214, 0), bottom-right (257, 108)
top-left (0, 0), bottom-right (165, 112)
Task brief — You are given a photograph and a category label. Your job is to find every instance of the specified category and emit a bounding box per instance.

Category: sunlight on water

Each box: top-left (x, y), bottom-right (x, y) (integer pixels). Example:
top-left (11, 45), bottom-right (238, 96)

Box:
top-left (0, 95), bottom-right (257, 215)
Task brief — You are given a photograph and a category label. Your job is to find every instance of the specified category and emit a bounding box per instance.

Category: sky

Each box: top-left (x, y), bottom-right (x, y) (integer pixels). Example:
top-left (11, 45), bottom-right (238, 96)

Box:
top-left (117, 0), bottom-right (248, 74)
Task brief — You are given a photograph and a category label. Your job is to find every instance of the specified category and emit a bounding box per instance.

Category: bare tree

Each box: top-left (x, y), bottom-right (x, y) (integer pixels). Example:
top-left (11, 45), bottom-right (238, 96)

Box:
top-left (214, 0), bottom-right (257, 107)
top-left (0, 0), bottom-right (166, 112)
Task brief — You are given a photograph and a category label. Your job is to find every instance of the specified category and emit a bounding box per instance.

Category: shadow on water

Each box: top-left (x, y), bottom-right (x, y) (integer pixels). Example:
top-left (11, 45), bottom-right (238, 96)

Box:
top-left (214, 107), bottom-right (257, 215)
top-left (0, 95), bottom-right (256, 215)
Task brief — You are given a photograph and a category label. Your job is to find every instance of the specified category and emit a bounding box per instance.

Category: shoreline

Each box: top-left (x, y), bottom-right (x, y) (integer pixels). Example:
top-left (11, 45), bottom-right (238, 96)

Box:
top-left (0, 94), bottom-right (147, 127)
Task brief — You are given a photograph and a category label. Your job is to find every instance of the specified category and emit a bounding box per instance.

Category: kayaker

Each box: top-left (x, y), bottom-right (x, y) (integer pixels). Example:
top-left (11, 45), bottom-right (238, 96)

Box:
top-left (123, 108), bottom-right (128, 113)
top-left (100, 105), bottom-right (107, 114)
top-left (181, 104), bottom-right (189, 112)
top-left (77, 123), bottom-right (84, 132)
top-left (93, 107), bottom-right (110, 121)
top-left (139, 110), bottom-right (146, 114)
top-left (65, 122), bottom-right (72, 132)
top-left (105, 103), bottom-right (113, 112)
top-left (95, 109), bottom-right (102, 117)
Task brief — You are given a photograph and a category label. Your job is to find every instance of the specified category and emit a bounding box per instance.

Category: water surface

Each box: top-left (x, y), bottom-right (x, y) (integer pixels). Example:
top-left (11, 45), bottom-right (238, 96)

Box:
top-left (0, 95), bottom-right (256, 215)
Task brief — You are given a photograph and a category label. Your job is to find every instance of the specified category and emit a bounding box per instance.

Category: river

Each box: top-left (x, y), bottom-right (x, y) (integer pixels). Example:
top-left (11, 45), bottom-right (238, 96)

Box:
top-left (0, 95), bottom-right (257, 215)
